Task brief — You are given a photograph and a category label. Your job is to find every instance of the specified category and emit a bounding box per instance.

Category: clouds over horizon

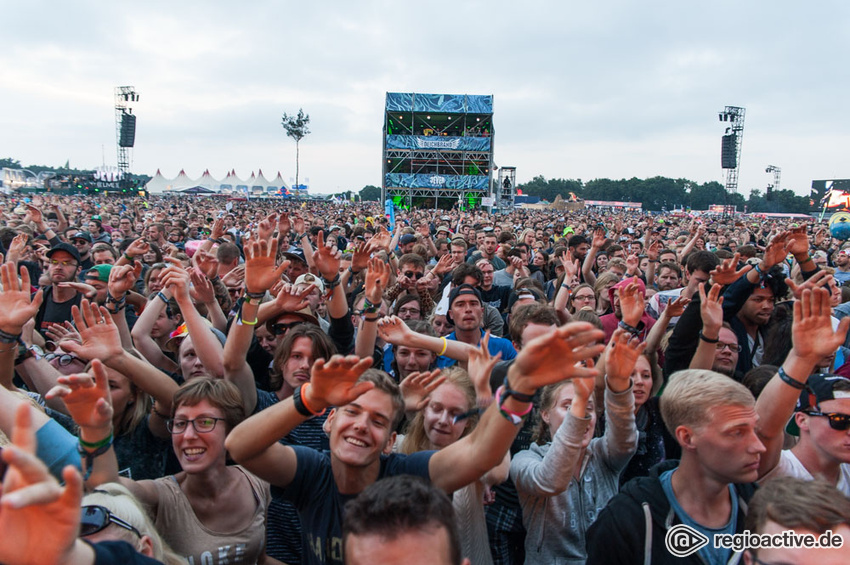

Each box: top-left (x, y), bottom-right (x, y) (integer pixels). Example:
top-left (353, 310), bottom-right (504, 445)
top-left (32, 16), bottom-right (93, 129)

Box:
top-left (2, 1), bottom-right (849, 195)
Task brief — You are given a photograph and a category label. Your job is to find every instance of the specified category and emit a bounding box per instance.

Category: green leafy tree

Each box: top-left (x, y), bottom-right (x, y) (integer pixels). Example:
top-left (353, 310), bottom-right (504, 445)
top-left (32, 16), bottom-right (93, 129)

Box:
top-left (281, 109), bottom-right (311, 193)
top-left (360, 185), bottom-right (381, 201)
top-left (0, 158), bottom-right (21, 169)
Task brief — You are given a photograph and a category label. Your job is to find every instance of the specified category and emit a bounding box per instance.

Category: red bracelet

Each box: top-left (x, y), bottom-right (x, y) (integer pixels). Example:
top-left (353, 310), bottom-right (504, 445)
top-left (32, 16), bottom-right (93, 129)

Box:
top-left (300, 383), bottom-right (326, 416)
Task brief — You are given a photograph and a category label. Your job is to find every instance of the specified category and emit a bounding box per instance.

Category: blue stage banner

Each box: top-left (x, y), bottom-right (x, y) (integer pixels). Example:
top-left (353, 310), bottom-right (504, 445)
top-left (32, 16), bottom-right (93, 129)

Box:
top-left (466, 95), bottom-right (493, 113)
top-left (386, 135), bottom-right (490, 151)
top-left (386, 93), bottom-right (494, 114)
top-left (385, 173), bottom-right (489, 190)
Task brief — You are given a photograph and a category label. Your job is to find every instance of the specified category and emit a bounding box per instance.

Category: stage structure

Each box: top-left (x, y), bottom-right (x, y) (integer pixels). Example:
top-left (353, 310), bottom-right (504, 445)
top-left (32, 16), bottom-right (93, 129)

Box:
top-left (718, 106), bottom-right (745, 195)
top-left (496, 166), bottom-right (516, 210)
top-left (382, 93), bottom-right (494, 210)
top-left (115, 86), bottom-right (139, 188)
top-left (765, 165), bottom-right (780, 201)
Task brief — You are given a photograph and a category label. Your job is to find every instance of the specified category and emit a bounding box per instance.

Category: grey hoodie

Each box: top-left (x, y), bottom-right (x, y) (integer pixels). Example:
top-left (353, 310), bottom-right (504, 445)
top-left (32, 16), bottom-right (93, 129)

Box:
top-left (510, 382), bottom-right (637, 565)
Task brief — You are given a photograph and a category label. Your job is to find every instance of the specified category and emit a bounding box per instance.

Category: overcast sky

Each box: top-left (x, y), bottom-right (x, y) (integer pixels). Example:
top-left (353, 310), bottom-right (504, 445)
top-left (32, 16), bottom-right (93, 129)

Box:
top-left (2, 1), bottom-right (848, 197)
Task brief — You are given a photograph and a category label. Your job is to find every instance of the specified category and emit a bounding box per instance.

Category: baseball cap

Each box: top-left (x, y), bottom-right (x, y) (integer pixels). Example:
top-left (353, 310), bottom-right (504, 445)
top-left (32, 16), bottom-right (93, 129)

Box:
top-left (265, 305), bottom-right (320, 334)
top-left (400, 234), bottom-right (417, 245)
top-left (46, 242), bottom-right (82, 264)
top-left (84, 264), bottom-right (113, 282)
top-left (786, 373), bottom-right (850, 435)
top-left (447, 284), bottom-right (483, 324)
top-left (282, 249), bottom-right (307, 264)
top-left (294, 272), bottom-right (324, 294)
top-left (71, 232), bottom-right (93, 243)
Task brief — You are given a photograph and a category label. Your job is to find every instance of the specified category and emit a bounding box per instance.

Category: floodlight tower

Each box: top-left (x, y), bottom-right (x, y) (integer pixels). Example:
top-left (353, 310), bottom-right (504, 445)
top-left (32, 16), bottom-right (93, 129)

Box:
top-left (765, 165), bottom-right (780, 201)
top-left (718, 106), bottom-right (746, 198)
top-left (114, 86), bottom-right (139, 186)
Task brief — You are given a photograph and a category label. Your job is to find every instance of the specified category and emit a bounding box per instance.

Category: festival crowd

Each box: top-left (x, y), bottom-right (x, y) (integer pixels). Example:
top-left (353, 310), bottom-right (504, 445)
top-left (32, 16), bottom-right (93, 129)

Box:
top-left (0, 193), bottom-right (848, 565)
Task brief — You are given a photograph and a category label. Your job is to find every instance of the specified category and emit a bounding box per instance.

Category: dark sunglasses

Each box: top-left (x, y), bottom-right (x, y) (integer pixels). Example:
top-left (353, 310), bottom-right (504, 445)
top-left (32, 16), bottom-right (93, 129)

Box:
top-left (80, 505), bottom-right (141, 538)
top-left (403, 271), bottom-right (424, 280)
top-left (271, 321), bottom-right (303, 335)
top-left (804, 410), bottom-right (850, 431)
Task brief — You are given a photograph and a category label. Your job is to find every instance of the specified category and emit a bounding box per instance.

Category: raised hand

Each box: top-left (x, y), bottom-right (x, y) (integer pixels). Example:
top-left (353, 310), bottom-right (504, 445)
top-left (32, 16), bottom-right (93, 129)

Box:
top-left (273, 282), bottom-right (314, 312)
top-left (507, 322), bottom-right (605, 395)
top-left (210, 217), bottom-right (225, 241)
top-left (605, 329), bottom-right (647, 387)
top-left (561, 252), bottom-right (579, 283)
top-left (618, 277), bottom-right (645, 327)
top-left (467, 331), bottom-right (501, 404)
top-left (107, 262), bottom-right (141, 298)
top-left (591, 228), bottom-right (606, 249)
top-left (221, 264), bottom-right (245, 288)
top-left (371, 226), bottom-right (392, 252)
top-left (304, 355), bottom-right (376, 410)
top-left (189, 268), bottom-right (215, 304)
top-left (159, 263), bottom-right (192, 303)
top-left (698, 282), bottom-right (724, 334)
top-left (710, 253), bottom-right (752, 286)
top-left (6, 233), bottom-right (28, 265)
top-left (376, 315), bottom-right (414, 345)
top-left (124, 238), bottom-right (150, 259)
top-left (45, 360), bottom-right (113, 432)
top-left (791, 288), bottom-right (850, 363)
top-left (244, 238), bottom-right (288, 293)
top-left (257, 212), bottom-right (277, 242)
top-left (0, 262), bottom-right (43, 334)
top-left (663, 294), bottom-right (691, 319)
top-left (350, 240), bottom-right (374, 274)
top-left (626, 254), bottom-right (640, 275)
top-left (785, 270), bottom-right (831, 300)
top-left (0, 404), bottom-right (85, 565)
top-left (313, 231), bottom-right (341, 281)
top-left (400, 370), bottom-right (446, 412)
top-left (292, 214), bottom-right (306, 235)
top-left (24, 204), bottom-right (46, 231)
top-left (785, 225), bottom-right (810, 257)
top-left (763, 232), bottom-right (790, 268)
top-left (277, 212), bottom-right (292, 235)
top-left (647, 240), bottom-right (661, 262)
top-left (45, 321), bottom-right (81, 346)
top-left (61, 300), bottom-right (123, 363)
top-left (364, 257), bottom-right (390, 305)
top-left (192, 249), bottom-right (220, 280)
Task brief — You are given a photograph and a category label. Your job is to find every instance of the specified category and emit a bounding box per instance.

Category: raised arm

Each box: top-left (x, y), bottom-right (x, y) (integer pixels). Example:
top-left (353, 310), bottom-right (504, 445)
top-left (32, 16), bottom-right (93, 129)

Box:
top-left (377, 316), bottom-right (476, 362)
top-left (354, 257), bottom-right (390, 360)
top-left (689, 283), bottom-right (724, 371)
top-left (756, 288), bottom-right (850, 478)
top-left (582, 228), bottom-right (606, 287)
top-left (429, 322), bottom-right (606, 494)
top-left (0, 262), bottom-right (43, 389)
top-left (223, 237), bottom-right (291, 416)
top-left (45, 360), bottom-right (160, 509)
top-left (160, 263), bottom-right (225, 378)
top-left (226, 355), bottom-right (375, 489)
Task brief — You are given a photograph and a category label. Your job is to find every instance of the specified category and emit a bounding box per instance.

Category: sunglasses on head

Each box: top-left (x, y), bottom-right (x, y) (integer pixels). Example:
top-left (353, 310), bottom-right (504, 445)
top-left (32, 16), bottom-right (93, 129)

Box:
top-left (79, 505), bottom-right (141, 538)
top-left (804, 410), bottom-right (850, 431)
top-left (403, 271), bottom-right (424, 280)
top-left (271, 321), bottom-right (303, 335)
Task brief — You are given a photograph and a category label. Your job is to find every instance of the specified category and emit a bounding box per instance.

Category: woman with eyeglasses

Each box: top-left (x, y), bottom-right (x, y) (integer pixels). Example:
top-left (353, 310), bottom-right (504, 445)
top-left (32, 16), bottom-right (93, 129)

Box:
top-left (50, 363), bottom-right (271, 564)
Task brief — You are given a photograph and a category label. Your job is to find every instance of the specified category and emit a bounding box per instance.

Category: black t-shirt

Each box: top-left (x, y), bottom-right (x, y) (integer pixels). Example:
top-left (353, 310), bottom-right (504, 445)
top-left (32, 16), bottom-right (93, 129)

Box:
top-left (35, 286), bottom-right (82, 334)
top-left (113, 417), bottom-right (179, 480)
top-left (275, 446), bottom-right (433, 565)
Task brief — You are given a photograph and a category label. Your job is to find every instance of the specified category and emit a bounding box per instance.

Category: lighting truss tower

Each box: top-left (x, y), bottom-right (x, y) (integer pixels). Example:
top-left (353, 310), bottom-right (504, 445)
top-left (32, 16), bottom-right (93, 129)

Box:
top-left (765, 165), bottom-right (780, 200)
top-left (718, 106), bottom-right (746, 197)
top-left (114, 86), bottom-right (139, 186)
top-left (496, 167), bottom-right (516, 211)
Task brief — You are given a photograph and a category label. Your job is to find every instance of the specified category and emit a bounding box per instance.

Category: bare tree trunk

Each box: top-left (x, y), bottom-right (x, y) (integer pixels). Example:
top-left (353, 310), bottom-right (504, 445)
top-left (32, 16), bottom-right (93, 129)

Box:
top-left (295, 140), bottom-right (300, 191)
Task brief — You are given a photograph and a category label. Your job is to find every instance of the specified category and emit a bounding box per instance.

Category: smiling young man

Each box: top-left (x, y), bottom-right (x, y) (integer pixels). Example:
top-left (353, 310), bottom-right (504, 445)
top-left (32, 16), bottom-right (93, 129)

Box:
top-left (227, 322), bottom-right (606, 565)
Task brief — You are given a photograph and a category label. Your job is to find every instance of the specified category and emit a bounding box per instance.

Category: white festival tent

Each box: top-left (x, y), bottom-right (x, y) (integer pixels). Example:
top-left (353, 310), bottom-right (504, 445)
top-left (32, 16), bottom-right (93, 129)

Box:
top-left (144, 169), bottom-right (292, 195)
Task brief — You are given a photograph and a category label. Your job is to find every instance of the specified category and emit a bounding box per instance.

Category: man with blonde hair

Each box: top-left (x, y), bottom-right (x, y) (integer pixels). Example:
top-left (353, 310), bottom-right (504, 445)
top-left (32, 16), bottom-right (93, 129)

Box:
top-left (587, 368), bottom-right (763, 564)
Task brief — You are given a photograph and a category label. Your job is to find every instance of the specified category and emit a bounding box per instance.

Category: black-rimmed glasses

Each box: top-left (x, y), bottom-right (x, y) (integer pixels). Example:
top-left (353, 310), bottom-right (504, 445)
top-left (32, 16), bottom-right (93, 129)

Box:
top-left (804, 410), bottom-right (850, 431)
top-left (166, 417), bottom-right (226, 434)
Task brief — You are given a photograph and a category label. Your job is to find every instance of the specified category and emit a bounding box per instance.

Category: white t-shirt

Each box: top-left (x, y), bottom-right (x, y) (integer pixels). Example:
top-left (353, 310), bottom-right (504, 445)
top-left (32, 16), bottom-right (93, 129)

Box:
top-left (761, 449), bottom-right (850, 495)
